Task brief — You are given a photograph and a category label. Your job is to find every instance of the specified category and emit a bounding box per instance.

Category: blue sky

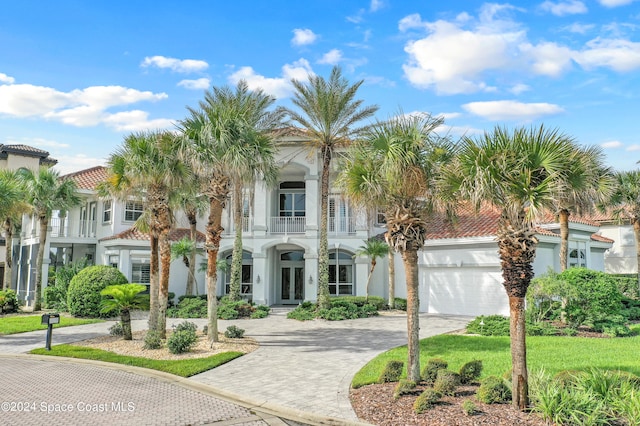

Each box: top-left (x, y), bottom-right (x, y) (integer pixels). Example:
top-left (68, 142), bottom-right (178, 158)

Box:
top-left (1, 0), bottom-right (639, 174)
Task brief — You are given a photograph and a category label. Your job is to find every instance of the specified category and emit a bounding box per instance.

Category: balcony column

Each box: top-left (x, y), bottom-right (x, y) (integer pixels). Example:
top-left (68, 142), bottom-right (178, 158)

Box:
top-left (253, 178), bottom-right (267, 237)
top-left (305, 174), bottom-right (319, 238)
top-left (304, 251), bottom-right (318, 303)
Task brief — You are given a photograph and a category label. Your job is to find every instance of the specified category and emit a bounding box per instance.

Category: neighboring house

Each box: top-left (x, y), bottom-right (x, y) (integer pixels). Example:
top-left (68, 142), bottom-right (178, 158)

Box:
top-left (0, 144), bottom-right (57, 289)
top-left (589, 210), bottom-right (637, 275)
top-left (7, 140), bottom-right (616, 317)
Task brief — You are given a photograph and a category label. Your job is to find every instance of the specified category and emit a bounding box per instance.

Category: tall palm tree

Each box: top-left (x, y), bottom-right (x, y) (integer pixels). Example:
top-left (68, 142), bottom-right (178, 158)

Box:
top-left (179, 80), bottom-right (284, 342)
top-left (446, 125), bottom-right (577, 409)
top-left (287, 66), bottom-right (378, 309)
top-left (554, 145), bottom-right (614, 271)
top-left (19, 167), bottom-right (80, 310)
top-left (355, 238), bottom-right (389, 302)
top-left (101, 131), bottom-right (189, 337)
top-left (0, 170), bottom-right (29, 290)
top-left (610, 170), bottom-right (640, 291)
top-left (338, 112), bottom-right (454, 383)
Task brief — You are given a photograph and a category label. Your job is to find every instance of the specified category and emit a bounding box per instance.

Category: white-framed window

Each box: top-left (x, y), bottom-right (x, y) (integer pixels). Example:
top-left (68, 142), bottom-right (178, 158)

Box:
top-left (279, 181), bottom-right (306, 217)
top-left (108, 255), bottom-right (119, 268)
top-left (376, 208), bottom-right (386, 226)
top-left (124, 201), bottom-right (144, 222)
top-left (131, 262), bottom-right (150, 285)
top-left (103, 200), bottom-right (112, 223)
top-left (568, 241), bottom-right (587, 268)
top-left (223, 251), bottom-right (253, 299)
top-left (329, 250), bottom-right (354, 296)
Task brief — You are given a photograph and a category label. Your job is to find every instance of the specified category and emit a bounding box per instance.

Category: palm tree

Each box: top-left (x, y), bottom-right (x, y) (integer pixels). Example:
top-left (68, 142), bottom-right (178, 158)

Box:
top-left (287, 66), bottom-right (378, 309)
top-left (610, 170), bottom-right (640, 291)
top-left (355, 238), bottom-right (389, 302)
top-left (100, 284), bottom-right (150, 340)
top-left (19, 167), bottom-right (80, 310)
top-left (101, 131), bottom-right (189, 337)
top-left (0, 170), bottom-right (29, 290)
top-left (179, 80), bottom-right (284, 342)
top-left (170, 236), bottom-right (203, 294)
top-left (555, 145), bottom-right (614, 271)
top-left (338, 112), bottom-right (454, 383)
top-left (447, 125), bottom-right (577, 409)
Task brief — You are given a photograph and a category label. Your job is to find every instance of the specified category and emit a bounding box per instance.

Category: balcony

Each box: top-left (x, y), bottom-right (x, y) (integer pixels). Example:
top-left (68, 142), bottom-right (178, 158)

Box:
top-left (328, 217), bottom-right (356, 235)
top-left (222, 217), bottom-right (251, 235)
top-left (270, 216), bottom-right (306, 234)
top-left (49, 218), bottom-right (97, 238)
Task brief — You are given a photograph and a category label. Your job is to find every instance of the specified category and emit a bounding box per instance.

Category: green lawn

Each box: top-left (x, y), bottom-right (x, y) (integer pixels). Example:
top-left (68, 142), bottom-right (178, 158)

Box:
top-left (352, 324), bottom-right (640, 388)
top-left (30, 344), bottom-right (243, 377)
top-left (0, 315), bottom-right (103, 335)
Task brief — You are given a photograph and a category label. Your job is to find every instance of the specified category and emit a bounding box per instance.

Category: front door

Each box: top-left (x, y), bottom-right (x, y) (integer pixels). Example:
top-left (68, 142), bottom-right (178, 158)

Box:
top-left (279, 250), bottom-right (305, 304)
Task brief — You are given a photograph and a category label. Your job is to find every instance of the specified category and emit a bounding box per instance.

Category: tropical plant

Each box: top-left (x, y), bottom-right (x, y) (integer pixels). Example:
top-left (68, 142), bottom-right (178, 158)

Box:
top-left (19, 167), bottom-right (81, 310)
top-left (337, 111), bottom-right (455, 383)
top-left (100, 284), bottom-right (149, 340)
top-left (170, 236), bottom-right (203, 295)
top-left (287, 66), bottom-right (379, 309)
top-left (0, 170), bottom-right (29, 290)
top-left (610, 170), bottom-right (640, 292)
top-left (446, 124), bottom-right (578, 409)
top-left (67, 265), bottom-right (129, 317)
top-left (179, 80), bottom-right (285, 342)
top-left (100, 130), bottom-right (190, 337)
top-left (356, 238), bottom-right (389, 302)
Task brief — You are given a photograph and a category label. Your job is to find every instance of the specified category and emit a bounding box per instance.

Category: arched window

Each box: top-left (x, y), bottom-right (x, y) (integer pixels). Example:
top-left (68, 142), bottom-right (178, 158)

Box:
top-left (329, 250), bottom-right (354, 296)
top-left (224, 251), bottom-right (253, 299)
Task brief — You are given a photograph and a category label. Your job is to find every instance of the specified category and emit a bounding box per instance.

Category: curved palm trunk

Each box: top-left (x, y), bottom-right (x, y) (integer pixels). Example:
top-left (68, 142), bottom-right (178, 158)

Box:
top-left (34, 216), bottom-right (49, 311)
top-left (186, 210), bottom-right (198, 296)
top-left (401, 248), bottom-right (421, 382)
top-left (121, 309), bottom-right (132, 341)
top-left (229, 182), bottom-right (243, 301)
top-left (147, 235), bottom-right (160, 332)
top-left (157, 232), bottom-right (172, 339)
top-left (559, 209), bottom-right (570, 272)
top-left (3, 219), bottom-right (13, 290)
top-left (318, 147), bottom-right (332, 309)
top-left (388, 248), bottom-right (395, 309)
top-left (205, 175), bottom-right (229, 343)
top-left (634, 218), bottom-right (640, 293)
top-left (498, 217), bottom-right (537, 410)
top-left (365, 259), bottom-right (376, 302)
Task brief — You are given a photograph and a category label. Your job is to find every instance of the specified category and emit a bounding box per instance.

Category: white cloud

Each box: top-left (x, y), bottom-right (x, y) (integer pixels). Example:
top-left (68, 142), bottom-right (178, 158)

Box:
top-left (574, 38), bottom-right (640, 71)
top-left (565, 23), bottom-right (595, 34)
top-left (177, 78), bottom-right (211, 90)
top-left (370, 0), bottom-right (383, 12)
top-left (626, 144), bottom-right (640, 151)
top-left (598, 0), bottom-right (636, 6)
top-left (228, 59), bottom-right (313, 99)
top-left (0, 83), bottom-right (171, 130)
top-left (141, 56), bottom-right (208, 73)
top-left (0, 73), bottom-right (15, 84)
top-left (601, 140), bottom-right (623, 148)
top-left (519, 42), bottom-right (574, 76)
top-left (318, 49), bottom-right (343, 65)
top-left (347, 9), bottom-right (365, 24)
top-left (102, 110), bottom-right (175, 132)
top-left (437, 112), bottom-right (462, 120)
top-left (540, 1), bottom-right (587, 16)
top-left (363, 75), bottom-right (396, 88)
top-left (510, 83), bottom-right (531, 94)
top-left (53, 154), bottom-right (107, 175)
top-left (3, 137), bottom-right (70, 150)
top-left (399, 13), bottom-right (424, 32)
top-left (462, 100), bottom-right (564, 121)
top-left (291, 29), bottom-right (318, 46)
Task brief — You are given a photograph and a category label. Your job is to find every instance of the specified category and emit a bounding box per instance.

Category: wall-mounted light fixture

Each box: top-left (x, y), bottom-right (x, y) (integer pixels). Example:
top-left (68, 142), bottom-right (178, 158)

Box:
top-left (256, 275), bottom-right (261, 284)
top-left (308, 275), bottom-right (313, 285)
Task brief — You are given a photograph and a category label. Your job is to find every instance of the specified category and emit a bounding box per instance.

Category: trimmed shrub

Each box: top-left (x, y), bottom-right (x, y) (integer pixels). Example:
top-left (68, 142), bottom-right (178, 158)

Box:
top-left (476, 376), bottom-right (511, 404)
top-left (67, 266), bottom-right (128, 317)
top-left (287, 304), bottom-right (316, 321)
top-left (108, 322), bottom-right (124, 336)
top-left (433, 369), bottom-right (460, 396)
top-left (393, 379), bottom-right (416, 400)
top-left (378, 360), bottom-right (404, 383)
top-left (167, 297), bottom-right (207, 318)
top-left (224, 325), bottom-right (245, 339)
top-left (332, 295), bottom-right (386, 310)
top-left (143, 330), bottom-right (163, 350)
top-left (167, 329), bottom-right (197, 354)
top-left (44, 258), bottom-right (89, 311)
top-left (172, 320), bottom-right (197, 334)
top-left (459, 360), bottom-right (483, 384)
top-left (0, 289), bottom-right (20, 313)
top-left (466, 315), bottom-right (510, 336)
top-left (421, 358), bottom-right (448, 384)
top-left (250, 309), bottom-right (268, 319)
top-left (414, 389), bottom-right (441, 414)
top-left (461, 399), bottom-right (477, 416)
top-left (393, 298), bottom-right (407, 311)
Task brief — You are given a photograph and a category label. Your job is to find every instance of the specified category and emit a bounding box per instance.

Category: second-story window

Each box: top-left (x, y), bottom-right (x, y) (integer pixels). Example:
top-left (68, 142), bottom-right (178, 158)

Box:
top-left (124, 201), bottom-right (144, 222)
top-left (103, 200), bottom-right (112, 223)
top-left (279, 181), bottom-right (306, 217)
top-left (376, 209), bottom-right (386, 226)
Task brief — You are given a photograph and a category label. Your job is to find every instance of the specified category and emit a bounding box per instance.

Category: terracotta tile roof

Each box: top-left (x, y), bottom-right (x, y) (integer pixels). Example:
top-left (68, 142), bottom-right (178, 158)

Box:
top-left (424, 203), bottom-right (500, 240)
top-left (100, 227), bottom-right (206, 243)
top-left (62, 166), bottom-right (108, 190)
top-left (591, 233), bottom-right (614, 243)
top-left (0, 144), bottom-right (57, 165)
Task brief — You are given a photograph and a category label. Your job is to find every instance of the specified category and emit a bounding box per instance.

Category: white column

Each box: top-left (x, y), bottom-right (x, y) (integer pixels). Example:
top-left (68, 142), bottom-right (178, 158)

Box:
top-left (252, 252), bottom-right (268, 305)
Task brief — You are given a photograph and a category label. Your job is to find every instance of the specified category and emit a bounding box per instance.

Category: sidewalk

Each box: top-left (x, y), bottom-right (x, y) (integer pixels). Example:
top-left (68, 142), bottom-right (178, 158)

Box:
top-left (0, 310), bottom-right (471, 425)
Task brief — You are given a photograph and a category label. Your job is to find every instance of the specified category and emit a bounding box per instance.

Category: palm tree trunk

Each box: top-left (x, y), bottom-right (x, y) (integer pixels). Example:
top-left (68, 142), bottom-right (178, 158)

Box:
top-left (229, 182), bottom-right (243, 301)
top-left (148, 235), bottom-right (159, 333)
top-left (365, 259), bottom-right (376, 302)
top-left (157, 232), bottom-right (172, 339)
top-left (401, 248), bottom-right (421, 383)
top-left (634, 219), bottom-right (640, 293)
top-left (509, 295), bottom-right (528, 410)
top-left (559, 209), bottom-right (569, 272)
top-left (186, 210), bottom-right (197, 296)
top-left (3, 219), bottom-right (13, 290)
top-left (121, 309), bottom-right (132, 340)
top-left (388, 248), bottom-right (395, 309)
top-left (34, 216), bottom-right (48, 311)
top-left (318, 147), bottom-right (332, 309)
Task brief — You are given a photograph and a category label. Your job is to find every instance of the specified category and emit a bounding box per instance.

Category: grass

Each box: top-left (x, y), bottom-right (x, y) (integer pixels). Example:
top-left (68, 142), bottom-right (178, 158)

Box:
top-left (352, 324), bottom-right (640, 388)
top-left (30, 344), bottom-right (243, 377)
top-left (0, 315), bottom-right (103, 335)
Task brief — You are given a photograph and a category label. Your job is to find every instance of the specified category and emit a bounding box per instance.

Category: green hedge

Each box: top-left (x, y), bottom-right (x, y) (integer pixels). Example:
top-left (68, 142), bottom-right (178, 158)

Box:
top-left (67, 266), bottom-right (128, 317)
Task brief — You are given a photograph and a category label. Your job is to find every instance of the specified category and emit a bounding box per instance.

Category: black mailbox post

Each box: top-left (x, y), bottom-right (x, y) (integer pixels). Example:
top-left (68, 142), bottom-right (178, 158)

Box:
top-left (41, 313), bottom-right (60, 350)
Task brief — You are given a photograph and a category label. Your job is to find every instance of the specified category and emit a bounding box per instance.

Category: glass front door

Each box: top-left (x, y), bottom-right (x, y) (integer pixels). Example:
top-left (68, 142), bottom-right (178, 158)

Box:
top-left (280, 264), bottom-right (304, 304)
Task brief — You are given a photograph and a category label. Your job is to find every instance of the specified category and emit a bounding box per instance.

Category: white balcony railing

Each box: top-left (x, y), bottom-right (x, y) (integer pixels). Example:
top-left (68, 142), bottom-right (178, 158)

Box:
top-left (328, 217), bottom-right (356, 235)
top-left (223, 217), bottom-right (251, 235)
top-left (269, 216), bottom-right (306, 234)
top-left (48, 218), bottom-right (97, 238)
